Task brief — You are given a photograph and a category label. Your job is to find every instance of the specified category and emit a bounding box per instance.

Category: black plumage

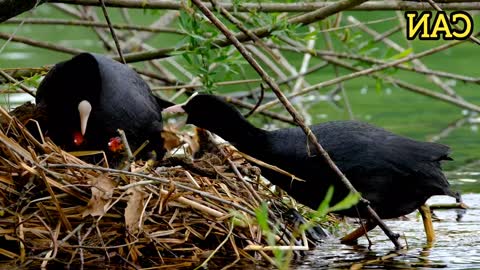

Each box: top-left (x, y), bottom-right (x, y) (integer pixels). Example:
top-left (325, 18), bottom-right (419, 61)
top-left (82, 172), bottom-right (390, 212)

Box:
top-left (163, 94), bottom-right (460, 220)
top-left (36, 53), bottom-right (173, 162)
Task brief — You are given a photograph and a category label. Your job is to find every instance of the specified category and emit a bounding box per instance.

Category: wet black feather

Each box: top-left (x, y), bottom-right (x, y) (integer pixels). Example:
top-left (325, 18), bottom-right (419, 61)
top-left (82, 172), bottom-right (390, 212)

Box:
top-left (36, 53), bottom-right (173, 164)
top-left (177, 94), bottom-right (459, 219)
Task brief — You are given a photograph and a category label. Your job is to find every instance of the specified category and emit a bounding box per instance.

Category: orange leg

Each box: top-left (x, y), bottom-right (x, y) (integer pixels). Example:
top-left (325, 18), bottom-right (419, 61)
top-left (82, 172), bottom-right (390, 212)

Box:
top-left (419, 204), bottom-right (435, 243)
top-left (341, 220), bottom-right (377, 244)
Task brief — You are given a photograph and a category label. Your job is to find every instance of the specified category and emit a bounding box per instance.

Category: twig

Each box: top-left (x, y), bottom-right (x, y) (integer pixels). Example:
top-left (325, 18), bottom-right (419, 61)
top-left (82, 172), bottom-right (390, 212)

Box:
top-left (4, 18), bottom-right (184, 34)
top-left (81, 6), bottom-right (117, 54)
top-left (243, 84), bottom-right (264, 119)
top-left (158, 189), bottom-right (225, 218)
top-left (0, 0), bottom-right (31, 54)
top-left (429, 202), bottom-right (468, 210)
top-left (321, 27), bottom-right (354, 120)
top-left (238, 151), bottom-right (306, 183)
top-left (194, 221), bottom-right (234, 270)
top-left (246, 61), bottom-right (330, 98)
top-left (0, 32), bottom-right (83, 55)
top-left (206, 131), bottom-right (262, 205)
top-left (429, 115), bottom-right (470, 142)
top-left (122, 10), bottom-right (179, 52)
top-left (0, 69), bottom-right (35, 96)
top-left (190, 0), bottom-right (403, 249)
top-left (227, 97), bottom-right (296, 125)
top-left (347, 15), bottom-right (460, 98)
top-left (118, 0), bottom-right (393, 62)
top-left (322, 55), bottom-right (480, 113)
top-left (208, 0), bottom-right (280, 67)
top-left (30, 151), bottom-right (73, 232)
top-left (50, 3), bottom-right (84, 18)
top-left (151, 78), bottom-right (262, 91)
top-left (266, 43), bottom-right (480, 83)
top-left (99, 0), bottom-right (125, 63)
top-left (424, 0), bottom-right (480, 45)
top-left (117, 129), bottom-right (134, 168)
top-left (373, 25), bottom-right (402, 42)
top-left (45, 163), bottom-right (281, 231)
top-left (133, 67), bottom-right (178, 84)
top-left (289, 25), bottom-right (316, 124)
top-left (257, 33), bottom-right (480, 113)
top-left (0, 67), bottom-right (49, 84)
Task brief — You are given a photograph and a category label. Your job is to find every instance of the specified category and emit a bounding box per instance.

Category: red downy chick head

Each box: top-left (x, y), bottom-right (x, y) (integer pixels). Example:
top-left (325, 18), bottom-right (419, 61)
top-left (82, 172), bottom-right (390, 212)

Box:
top-left (108, 137), bottom-right (124, 153)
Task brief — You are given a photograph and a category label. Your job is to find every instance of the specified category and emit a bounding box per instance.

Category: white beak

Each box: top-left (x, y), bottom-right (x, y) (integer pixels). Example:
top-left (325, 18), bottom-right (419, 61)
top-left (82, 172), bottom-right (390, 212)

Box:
top-left (161, 92), bottom-right (198, 113)
top-left (78, 100), bottom-right (92, 135)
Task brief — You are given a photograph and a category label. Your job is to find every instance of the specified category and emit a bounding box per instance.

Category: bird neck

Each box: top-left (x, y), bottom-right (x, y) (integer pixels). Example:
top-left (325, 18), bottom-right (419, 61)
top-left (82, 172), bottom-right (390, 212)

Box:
top-left (210, 116), bottom-right (267, 148)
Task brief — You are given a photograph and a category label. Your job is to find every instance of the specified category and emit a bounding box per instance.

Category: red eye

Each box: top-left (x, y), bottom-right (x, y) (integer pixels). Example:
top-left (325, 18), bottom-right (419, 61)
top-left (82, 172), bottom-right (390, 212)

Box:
top-left (73, 132), bottom-right (84, 146)
top-left (108, 137), bottom-right (124, 153)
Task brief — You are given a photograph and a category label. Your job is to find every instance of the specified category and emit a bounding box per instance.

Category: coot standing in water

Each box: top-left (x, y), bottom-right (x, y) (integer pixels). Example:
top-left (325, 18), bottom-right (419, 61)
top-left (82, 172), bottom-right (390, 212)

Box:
top-left (36, 53), bottom-right (173, 164)
top-left (163, 94), bottom-right (461, 243)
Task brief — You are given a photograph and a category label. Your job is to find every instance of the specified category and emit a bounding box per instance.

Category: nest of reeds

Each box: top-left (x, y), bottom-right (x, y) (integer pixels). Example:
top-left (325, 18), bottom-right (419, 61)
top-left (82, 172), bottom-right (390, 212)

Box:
top-left (0, 103), bottom-right (332, 269)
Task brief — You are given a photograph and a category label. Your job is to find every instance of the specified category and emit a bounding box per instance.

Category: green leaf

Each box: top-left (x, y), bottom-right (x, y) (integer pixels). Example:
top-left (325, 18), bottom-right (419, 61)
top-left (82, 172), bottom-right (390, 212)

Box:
top-left (180, 54), bottom-right (189, 65)
top-left (390, 48), bottom-right (413, 60)
top-left (328, 192), bottom-right (361, 213)
top-left (214, 55), bottom-right (229, 62)
top-left (375, 78), bottom-right (383, 93)
top-left (315, 186), bottom-right (334, 216)
top-left (255, 202), bottom-right (270, 232)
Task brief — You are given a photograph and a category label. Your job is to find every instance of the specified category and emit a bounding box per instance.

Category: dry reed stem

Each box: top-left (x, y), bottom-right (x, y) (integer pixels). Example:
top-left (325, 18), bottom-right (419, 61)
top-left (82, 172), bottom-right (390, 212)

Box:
top-left (0, 109), bottom-right (325, 268)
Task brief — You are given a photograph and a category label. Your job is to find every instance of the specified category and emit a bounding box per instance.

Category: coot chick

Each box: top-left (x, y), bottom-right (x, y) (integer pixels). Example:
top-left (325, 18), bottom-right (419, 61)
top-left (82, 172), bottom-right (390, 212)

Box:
top-left (163, 94), bottom-right (461, 243)
top-left (36, 53), bottom-right (173, 164)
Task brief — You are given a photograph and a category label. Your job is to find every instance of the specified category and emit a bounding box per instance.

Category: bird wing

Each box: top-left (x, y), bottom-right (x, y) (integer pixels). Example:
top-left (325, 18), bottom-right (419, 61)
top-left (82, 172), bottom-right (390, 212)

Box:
top-left (267, 121), bottom-right (451, 181)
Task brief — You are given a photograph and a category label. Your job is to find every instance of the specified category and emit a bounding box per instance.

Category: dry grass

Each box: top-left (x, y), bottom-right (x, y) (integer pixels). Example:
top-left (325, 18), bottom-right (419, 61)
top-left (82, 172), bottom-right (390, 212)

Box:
top-left (0, 104), bottom-right (328, 269)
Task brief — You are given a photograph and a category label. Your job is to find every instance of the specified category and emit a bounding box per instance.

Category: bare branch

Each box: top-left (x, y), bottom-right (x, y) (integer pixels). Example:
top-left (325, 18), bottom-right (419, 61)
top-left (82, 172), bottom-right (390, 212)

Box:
top-left (45, 0), bottom-right (480, 12)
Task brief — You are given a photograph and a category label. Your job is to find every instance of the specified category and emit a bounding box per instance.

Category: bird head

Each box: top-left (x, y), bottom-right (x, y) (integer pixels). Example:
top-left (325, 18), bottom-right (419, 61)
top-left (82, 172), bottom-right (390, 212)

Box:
top-left (36, 53), bottom-right (100, 148)
top-left (108, 137), bottom-right (124, 153)
top-left (162, 93), bottom-right (249, 139)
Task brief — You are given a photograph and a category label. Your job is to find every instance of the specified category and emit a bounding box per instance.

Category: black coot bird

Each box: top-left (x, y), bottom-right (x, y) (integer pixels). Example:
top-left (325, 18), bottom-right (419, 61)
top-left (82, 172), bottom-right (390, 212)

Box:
top-left (163, 94), bottom-right (461, 243)
top-left (36, 53), bottom-right (173, 164)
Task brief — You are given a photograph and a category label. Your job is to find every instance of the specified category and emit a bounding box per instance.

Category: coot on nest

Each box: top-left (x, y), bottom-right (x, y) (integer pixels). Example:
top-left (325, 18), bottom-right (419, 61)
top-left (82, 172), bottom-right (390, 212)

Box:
top-left (36, 53), bottom-right (173, 164)
top-left (163, 94), bottom-right (461, 243)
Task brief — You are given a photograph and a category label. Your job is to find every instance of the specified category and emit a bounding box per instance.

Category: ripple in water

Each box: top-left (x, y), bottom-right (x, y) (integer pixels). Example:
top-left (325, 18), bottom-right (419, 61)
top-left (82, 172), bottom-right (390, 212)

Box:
top-left (293, 192), bottom-right (480, 269)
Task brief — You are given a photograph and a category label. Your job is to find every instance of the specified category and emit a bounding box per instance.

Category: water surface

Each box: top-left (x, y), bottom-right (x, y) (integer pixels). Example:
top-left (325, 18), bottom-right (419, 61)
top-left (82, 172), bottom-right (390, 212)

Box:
top-left (294, 174), bottom-right (480, 269)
